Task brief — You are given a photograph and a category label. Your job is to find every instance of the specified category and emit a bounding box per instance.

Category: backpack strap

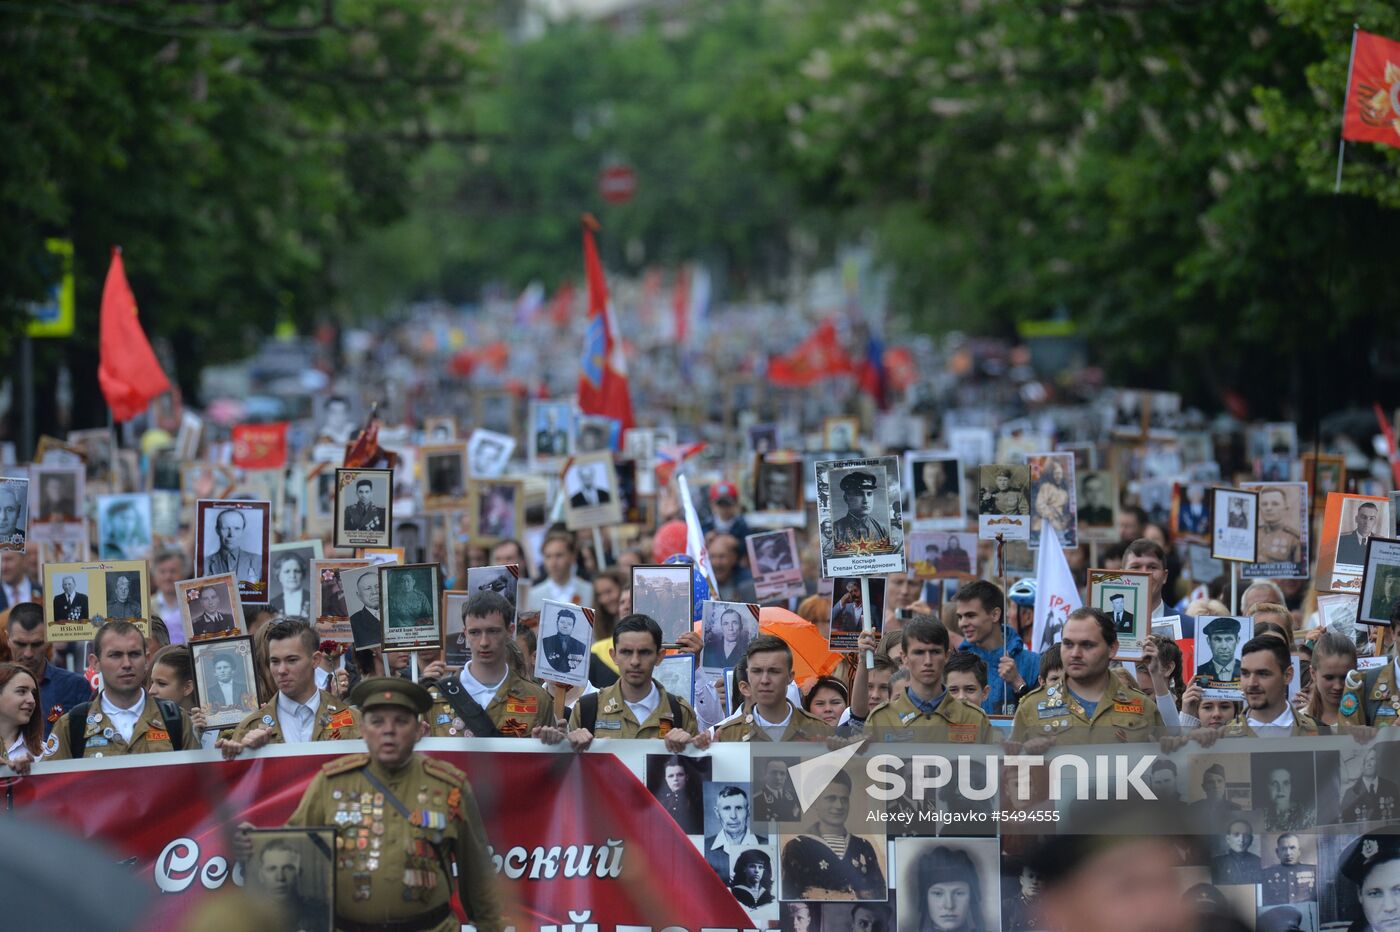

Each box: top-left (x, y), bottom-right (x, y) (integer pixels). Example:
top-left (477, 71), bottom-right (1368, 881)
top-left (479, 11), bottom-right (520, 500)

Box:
top-left (667, 693), bottom-right (683, 724)
top-left (577, 692), bottom-right (599, 734)
top-left (155, 698), bottom-right (185, 751)
top-left (68, 701), bottom-right (91, 758)
top-left (439, 674), bottom-right (500, 738)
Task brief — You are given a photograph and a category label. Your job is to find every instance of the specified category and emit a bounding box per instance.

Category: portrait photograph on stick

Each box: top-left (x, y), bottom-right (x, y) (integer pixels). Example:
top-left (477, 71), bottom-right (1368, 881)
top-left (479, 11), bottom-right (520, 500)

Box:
top-left (815, 455), bottom-right (905, 578)
top-left (195, 498), bottom-right (272, 603)
top-left (192, 636), bottom-right (259, 729)
top-left (333, 467), bottom-right (393, 550)
top-left (176, 574), bottom-right (245, 642)
top-left (379, 562), bottom-right (442, 652)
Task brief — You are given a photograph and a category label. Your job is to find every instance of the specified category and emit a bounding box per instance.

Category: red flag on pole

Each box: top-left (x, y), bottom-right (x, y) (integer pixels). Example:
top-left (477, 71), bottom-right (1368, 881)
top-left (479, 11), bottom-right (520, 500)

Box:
top-left (577, 215), bottom-right (635, 433)
top-left (98, 248), bottom-right (171, 422)
top-left (1342, 30), bottom-right (1400, 150)
top-left (767, 320), bottom-right (854, 387)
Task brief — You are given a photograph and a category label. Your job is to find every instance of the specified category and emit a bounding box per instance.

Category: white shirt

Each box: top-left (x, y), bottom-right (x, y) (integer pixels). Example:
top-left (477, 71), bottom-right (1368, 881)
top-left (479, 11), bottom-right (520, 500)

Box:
top-left (4, 577), bottom-right (33, 608)
top-left (276, 690), bottom-right (322, 744)
top-left (315, 666), bottom-right (331, 691)
top-left (709, 828), bottom-right (763, 862)
top-left (754, 703), bottom-right (793, 742)
top-left (527, 576), bottom-right (593, 611)
top-left (101, 690), bottom-right (146, 744)
top-left (1246, 705), bottom-right (1295, 732)
top-left (1152, 600), bottom-right (1166, 620)
top-left (6, 732), bottom-right (46, 764)
top-left (211, 679), bottom-right (240, 706)
top-left (625, 683), bottom-right (661, 725)
top-left (461, 665), bottom-right (508, 711)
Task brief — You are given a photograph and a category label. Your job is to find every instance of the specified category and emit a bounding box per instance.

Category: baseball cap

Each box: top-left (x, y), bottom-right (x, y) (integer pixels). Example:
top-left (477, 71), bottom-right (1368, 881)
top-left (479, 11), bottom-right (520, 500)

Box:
top-left (710, 481), bottom-right (739, 504)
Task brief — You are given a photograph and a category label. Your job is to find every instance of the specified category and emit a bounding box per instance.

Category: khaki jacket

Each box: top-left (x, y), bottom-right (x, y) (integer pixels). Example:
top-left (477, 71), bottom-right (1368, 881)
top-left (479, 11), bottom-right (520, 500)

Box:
top-left (566, 681), bottom-right (699, 738)
top-left (229, 689), bottom-right (360, 743)
top-left (865, 688), bottom-right (995, 744)
top-left (425, 669), bottom-right (553, 738)
top-left (714, 702), bottom-right (834, 742)
top-left (48, 692), bottom-right (198, 759)
top-left (1010, 680), bottom-right (1162, 745)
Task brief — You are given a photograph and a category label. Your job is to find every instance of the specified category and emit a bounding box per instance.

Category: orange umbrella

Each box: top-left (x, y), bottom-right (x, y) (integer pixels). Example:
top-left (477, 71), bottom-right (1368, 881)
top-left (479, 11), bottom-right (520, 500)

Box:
top-left (759, 605), bottom-right (842, 687)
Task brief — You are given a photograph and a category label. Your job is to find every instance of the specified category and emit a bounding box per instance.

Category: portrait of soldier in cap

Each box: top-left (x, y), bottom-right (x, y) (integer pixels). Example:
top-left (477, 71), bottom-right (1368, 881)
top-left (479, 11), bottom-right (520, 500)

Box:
top-left (831, 470), bottom-right (888, 548)
top-left (1195, 617), bottom-right (1243, 683)
top-left (979, 466), bottom-right (1029, 516)
top-left (1334, 833), bottom-right (1400, 930)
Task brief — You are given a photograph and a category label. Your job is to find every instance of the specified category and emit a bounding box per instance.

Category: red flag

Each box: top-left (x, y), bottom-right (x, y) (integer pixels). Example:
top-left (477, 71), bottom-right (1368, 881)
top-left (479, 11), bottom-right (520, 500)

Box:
top-left (1374, 402), bottom-right (1400, 488)
top-left (231, 422), bottom-right (289, 469)
top-left (577, 215), bottom-right (635, 432)
top-left (549, 280), bottom-right (576, 327)
top-left (98, 248), bottom-right (172, 422)
top-left (1342, 30), bottom-right (1400, 150)
top-left (767, 320), bottom-right (854, 387)
top-left (344, 406), bottom-right (396, 469)
top-left (672, 265), bottom-right (690, 344)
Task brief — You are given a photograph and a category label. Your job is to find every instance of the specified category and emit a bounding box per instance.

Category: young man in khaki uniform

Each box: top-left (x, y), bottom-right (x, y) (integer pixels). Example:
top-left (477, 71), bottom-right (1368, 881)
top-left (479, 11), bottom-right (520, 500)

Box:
top-left (236, 677), bottom-right (504, 932)
top-left (545, 614), bottom-right (704, 751)
top-left (865, 617), bottom-right (994, 744)
top-left (423, 591), bottom-right (553, 738)
top-left (48, 619), bottom-right (198, 758)
top-left (1011, 607), bottom-right (1162, 749)
top-left (715, 634), bottom-right (833, 742)
top-left (218, 619), bottom-right (359, 758)
top-left (1217, 637), bottom-right (1321, 738)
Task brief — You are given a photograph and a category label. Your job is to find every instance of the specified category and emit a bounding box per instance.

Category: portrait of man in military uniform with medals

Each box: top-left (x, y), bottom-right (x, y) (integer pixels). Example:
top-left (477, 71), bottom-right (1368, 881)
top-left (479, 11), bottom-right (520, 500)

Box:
top-left (1260, 832), bottom-right (1317, 906)
top-left (1243, 482), bottom-right (1308, 580)
top-left (333, 467), bottom-right (393, 550)
top-left (909, 453), bottom-right (965, 528)
top-left (379, 563), bottom-right (442, 652)
top-left (816, 455), bottom-right (905, 579)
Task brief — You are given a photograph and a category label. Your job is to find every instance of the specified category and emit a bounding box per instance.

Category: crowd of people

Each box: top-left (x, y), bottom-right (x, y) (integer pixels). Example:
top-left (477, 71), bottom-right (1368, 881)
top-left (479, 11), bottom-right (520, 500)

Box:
top-left (1, 313), bottom-right (1398, 930)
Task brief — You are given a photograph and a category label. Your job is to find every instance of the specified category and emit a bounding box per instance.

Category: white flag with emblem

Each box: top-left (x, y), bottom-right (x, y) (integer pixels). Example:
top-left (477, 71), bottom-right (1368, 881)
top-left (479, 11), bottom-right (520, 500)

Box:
top-left (1032, 529), bottom-right (1081, 651)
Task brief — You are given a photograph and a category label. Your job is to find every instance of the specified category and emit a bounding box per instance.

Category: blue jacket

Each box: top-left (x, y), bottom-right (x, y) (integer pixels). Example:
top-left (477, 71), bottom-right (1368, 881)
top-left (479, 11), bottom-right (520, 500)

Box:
top-left (958, 625), bottom-right (1040, 715)
top-left (40, 663), bottom-right (93, 737)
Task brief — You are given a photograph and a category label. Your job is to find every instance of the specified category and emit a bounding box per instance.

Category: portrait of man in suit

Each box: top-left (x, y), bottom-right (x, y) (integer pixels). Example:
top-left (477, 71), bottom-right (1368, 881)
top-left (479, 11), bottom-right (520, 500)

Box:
top-left (347, 569), bottom-right (382, 650)
top-left (1337, 501), bottom-right (1380, 566)
top-left (541, 607), bottom-right (588, 675)
top-left (704, 786), bottom-right (768, 883)
top-left (1106, 592), bottom-right (1135, 634)
top-left (1195, 617), bottom-right (1242, 683)
top-left (203, 650), bottom-right (253, 711)
top-left (204, 508), bottom-right (264, 585)
top-left (568, 464), bottom-right (612, 508)
top-left (190, 585), bottom-right (235, 637)
top-left (52, 574), bottom-right (89, 621)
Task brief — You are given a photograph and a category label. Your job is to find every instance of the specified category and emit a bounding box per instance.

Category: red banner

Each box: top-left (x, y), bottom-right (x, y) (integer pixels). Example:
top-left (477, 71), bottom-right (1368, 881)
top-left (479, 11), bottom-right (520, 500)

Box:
top-left (12, 742), bottom-right (752, 929)
top-left (1342, 30), bottom-right (1400, 150)
top-left (231, 422), bottom-right (289, 469)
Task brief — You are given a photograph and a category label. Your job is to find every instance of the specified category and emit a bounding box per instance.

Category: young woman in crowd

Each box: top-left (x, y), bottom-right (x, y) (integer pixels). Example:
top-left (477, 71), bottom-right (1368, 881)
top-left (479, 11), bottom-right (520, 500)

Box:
top-left (1300, 631), bottom-right (1356, 730)
top-left (0, 662), bottom-right (43, 774)
top-left (802, 676), bottom-right (849, 727)
top-left (148, 645), bottom-right (218, 750)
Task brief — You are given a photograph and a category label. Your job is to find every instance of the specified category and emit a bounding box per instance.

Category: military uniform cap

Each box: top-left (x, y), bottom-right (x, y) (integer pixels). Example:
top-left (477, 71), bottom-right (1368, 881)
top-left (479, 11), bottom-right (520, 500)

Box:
top-left (1203, 617), bottom-right (1241, 637)
top-left (350, 676), bottom-right (432, 714)
top-left (840, 471), bottom-right (877, 493)
top-left (1109, 593), bottom-right (1125, 602)
top-left (1203, 763), bottom-right (1226, 779)
top-left (1340, 833), bottom-right (1400, 886)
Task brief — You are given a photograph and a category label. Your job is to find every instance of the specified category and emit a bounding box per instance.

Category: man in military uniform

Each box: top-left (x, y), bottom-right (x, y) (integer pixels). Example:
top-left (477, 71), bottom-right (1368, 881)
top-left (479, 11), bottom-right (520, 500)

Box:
top-left (424, 591), bottom-right (552, 738)
top-left (1217, 637), bottom-right (1320, 739)
top-left (547, 614), bottom-right (704, 749)
top-left (105, 572), bottom-right (142, 620)
top-left (715, 635), bottom-right (834, 742)
top-left (1187, 763), bottom-right (1241, 825)
top-left (343, 478), bottom-right (385, 532)
top-left (218, 619), bottom-right (360, 757)
top-left (864, 617), bottom-right (994, 743)
top-left (536, 608), bottom-right (585, 678)
top-left (981, 468), bottom-right (1029, 516)
top-left (753, 758), bottom-right (802, 822)
top-left (1340, 746), bottom-right (1399, 822)
top-left (779, 770), bottom-right (885, 900)
top-left (915, 459), bottom-right (960, 519)
top-left (1256, 488), bottom-right (1302, 566)
top-left (204, 508), bottom-right (264, 584)
top-left (1010, 608), bottom-right (1162, 748)
top-left (48, 620), bottom-right (198, 758)
top-left (387, 571), bottom-right (434, 628)
top-left (191, 585), bottom-right (235, 637)
top-left (831, 471), bottom-right (888, 549)
top-left (1211, 819), bottom-right (1262, 885)
top-left (1195, 617), bottom-right (1242, 684)
top-left (236, 677), bottom-right (504, 932)
top-left (1261, 833), bottom-right (1316, 906)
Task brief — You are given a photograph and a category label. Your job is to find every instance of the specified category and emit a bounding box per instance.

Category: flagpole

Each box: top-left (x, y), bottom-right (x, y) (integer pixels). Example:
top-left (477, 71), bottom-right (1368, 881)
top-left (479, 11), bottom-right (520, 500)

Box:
top-left (859, 575), bottom-right (874, 670)
top-left (1335, 23), bottom-right (1361, 194)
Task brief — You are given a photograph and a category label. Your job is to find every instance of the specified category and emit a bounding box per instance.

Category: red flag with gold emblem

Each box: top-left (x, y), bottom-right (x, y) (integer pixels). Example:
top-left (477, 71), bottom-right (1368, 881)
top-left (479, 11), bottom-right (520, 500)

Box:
top-left (767, 320), bottom-right (854, 387)
top-left (231, 422), bottom-right (289, 469)
top-left (1343, 30), bottom-right (1400, 149)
